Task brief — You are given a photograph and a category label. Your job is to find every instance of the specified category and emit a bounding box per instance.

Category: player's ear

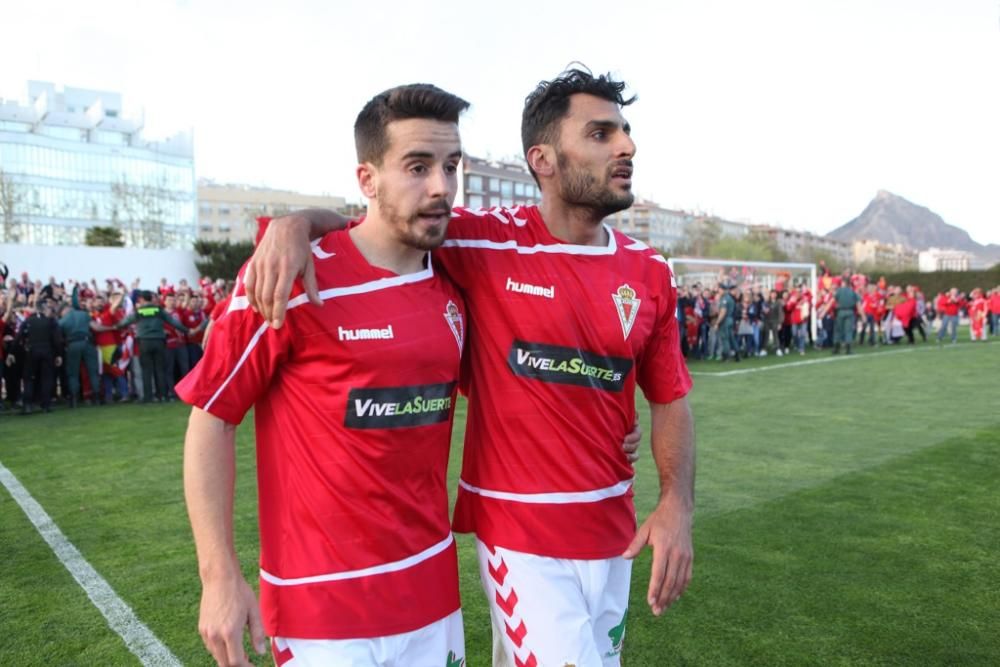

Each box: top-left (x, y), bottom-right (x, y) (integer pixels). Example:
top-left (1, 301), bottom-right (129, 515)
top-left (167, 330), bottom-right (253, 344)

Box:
top-left (526, 144), bottom-right (555, 180)
top-left (357, 163), bottom-right (378, 200)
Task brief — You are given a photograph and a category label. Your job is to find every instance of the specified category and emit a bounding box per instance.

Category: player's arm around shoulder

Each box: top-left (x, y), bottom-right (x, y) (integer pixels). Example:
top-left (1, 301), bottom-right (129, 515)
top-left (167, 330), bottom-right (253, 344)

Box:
top-left (184, 408), bottom-right (266, 667)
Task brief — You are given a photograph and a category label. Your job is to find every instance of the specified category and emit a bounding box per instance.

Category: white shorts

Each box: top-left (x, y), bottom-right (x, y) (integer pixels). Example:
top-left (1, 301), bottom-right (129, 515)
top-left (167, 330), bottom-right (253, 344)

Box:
top-left (271, 609), bottom-right (465, 667)
top-left (476, 539), bottom-right (631, 667)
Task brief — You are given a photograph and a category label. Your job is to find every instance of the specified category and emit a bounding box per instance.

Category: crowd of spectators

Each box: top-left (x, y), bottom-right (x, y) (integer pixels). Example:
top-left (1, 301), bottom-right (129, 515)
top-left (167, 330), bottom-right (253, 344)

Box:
top-left (3, 259), bottom-right (998, 413)
top-left (1, 264), bottom-right (234, 415)
top-left (676, 266), bottom-right (1000, 362)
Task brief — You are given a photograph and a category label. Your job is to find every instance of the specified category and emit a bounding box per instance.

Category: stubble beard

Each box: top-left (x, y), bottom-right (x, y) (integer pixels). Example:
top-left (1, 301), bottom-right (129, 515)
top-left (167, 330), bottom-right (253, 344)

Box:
top-left (381, 195), bottom-right (450, 252)
top-left (557, 152), bottom-right (634, 219)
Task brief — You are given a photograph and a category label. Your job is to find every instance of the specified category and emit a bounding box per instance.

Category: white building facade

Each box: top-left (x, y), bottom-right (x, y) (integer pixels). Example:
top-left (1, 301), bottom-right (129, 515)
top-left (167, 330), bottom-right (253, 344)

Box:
top-left (918, 247), bottom-right (972, 272)
top-left (0, 81), bottom-right (195, 248)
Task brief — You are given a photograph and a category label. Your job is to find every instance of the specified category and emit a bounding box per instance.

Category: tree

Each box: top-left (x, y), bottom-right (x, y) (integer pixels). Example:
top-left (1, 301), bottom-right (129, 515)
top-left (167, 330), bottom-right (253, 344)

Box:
top-left (193, 239), bottom-right (254, 281)
top-left (672, 217), bottom-right (722, 257)
top-left (707, 235), bottom-right (787, 262)
top-left (111, 173), bottom-right (189, 249)
top-left (0, 168), bottom-right (26, 243)
top-left (801, 247), bottom-right (844, 274)
top-left (85, 226), bottom-right (125, 247)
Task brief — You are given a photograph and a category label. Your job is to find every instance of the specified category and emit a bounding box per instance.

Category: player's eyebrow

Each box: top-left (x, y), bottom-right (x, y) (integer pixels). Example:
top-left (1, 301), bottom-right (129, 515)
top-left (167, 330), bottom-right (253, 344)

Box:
top-left (402, 149), bottom-right (465, 161)
top-left (584, 119), bottom-right (631, 135)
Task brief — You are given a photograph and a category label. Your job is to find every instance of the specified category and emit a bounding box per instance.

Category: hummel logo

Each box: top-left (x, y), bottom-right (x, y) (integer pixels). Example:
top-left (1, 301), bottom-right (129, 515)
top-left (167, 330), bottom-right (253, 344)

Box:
top-left (338, 325), bottom-right (394, 341)
top-left (506, 276), bottom-right (555, 299)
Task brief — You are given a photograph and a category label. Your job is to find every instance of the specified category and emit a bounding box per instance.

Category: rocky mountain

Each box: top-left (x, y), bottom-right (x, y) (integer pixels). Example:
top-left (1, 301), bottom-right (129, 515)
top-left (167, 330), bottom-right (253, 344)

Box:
top-left (828, 191), bottom-right (1000, 267)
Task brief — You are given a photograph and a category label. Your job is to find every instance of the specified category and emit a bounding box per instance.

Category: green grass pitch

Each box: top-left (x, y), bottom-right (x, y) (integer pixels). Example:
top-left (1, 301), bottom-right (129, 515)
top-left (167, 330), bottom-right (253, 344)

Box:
top-left (1, 339), bottom-right (998, 666)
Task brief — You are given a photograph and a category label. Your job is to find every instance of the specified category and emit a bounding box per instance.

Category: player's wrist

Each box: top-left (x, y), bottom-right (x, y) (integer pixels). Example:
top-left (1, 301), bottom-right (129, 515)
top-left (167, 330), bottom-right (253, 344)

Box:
top-left (656, 490), bottom-right (694, 516)
top-left (198, 555), bottom-right (243, 585)
top-left (272, 212), bottom-right (319, 242)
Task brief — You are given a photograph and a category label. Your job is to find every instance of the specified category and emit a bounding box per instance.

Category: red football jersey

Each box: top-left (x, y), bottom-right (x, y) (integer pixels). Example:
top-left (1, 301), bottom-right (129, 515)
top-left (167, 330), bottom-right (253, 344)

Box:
top-left (893, 297), bottom-right (916, 327)
top-left (164, 308), bottom-right (186, 349)
top-left (438, 206), bottom-right (692, 559)
top-left (176, 228), bottom-right (465, 639)
top-left (970, 296), bottom-right (988, 319)
top-left (862, 292), bottom-right (880, 316)
top-left (182, 308), bottom-right (206, 345)
top-left (939, 296), bottom-right (965, 317)
top-left (93, 306), bottom-right (124, 346)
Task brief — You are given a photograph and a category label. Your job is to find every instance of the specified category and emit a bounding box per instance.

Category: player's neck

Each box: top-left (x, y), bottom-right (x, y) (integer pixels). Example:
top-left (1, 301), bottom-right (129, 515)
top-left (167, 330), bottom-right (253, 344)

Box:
top-left (349, 214), bottom-right (427, 275)
top-left (538, 197), bottom-right (609, 247)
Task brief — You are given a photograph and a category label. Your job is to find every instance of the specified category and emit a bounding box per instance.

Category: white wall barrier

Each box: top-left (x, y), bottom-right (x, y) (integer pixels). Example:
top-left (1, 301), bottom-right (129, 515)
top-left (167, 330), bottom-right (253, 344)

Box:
top-left (1, 243), bottom-right (200, 288)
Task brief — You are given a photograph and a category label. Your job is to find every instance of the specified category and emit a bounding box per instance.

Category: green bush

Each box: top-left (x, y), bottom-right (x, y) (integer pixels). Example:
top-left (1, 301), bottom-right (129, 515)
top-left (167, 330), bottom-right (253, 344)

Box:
top-left (192, 239), bottom-right (254, 281)
top-left (875, 265), bottom-right (1000, 295)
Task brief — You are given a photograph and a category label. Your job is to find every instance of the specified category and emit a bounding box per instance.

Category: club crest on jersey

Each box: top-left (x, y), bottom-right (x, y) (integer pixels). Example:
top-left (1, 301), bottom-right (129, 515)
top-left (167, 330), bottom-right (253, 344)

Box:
top-left (444, 300), bottom-right (464, 351)
top-left (612, 284), bottom-right (641, 340)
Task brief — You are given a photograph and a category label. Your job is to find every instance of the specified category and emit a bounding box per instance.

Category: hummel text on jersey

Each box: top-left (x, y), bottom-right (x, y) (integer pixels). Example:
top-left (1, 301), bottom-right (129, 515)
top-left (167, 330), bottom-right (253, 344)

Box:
top-left (345, 382), bottom-right (457, 429)
top-left (505, 276), bottom-right (555, 299)
top-left (507, 340), bottom-right (633, 392)
top-left (338, 324), bottom-right (394, 341)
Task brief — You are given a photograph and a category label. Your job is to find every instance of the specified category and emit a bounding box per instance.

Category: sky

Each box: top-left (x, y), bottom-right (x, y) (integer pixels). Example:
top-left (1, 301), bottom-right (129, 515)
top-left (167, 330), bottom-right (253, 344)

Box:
top-left (3, 0), bottom-right (999, 244)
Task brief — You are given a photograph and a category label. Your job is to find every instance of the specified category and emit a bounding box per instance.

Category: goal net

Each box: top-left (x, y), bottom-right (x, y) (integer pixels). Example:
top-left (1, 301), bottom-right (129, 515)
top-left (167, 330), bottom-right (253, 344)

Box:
top-left (666, 257), bottom-right (819, 340)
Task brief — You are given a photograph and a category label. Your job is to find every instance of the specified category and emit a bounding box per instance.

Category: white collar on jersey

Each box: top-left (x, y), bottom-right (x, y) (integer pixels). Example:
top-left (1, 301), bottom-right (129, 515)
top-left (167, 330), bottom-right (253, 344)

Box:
top-left (442, 223), bottom-right (618, 256)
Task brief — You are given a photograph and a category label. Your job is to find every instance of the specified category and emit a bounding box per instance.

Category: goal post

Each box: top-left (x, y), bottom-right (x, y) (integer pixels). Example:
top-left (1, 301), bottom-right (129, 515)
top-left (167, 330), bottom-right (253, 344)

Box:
top-left (666, 256), bottom-right (819, 341)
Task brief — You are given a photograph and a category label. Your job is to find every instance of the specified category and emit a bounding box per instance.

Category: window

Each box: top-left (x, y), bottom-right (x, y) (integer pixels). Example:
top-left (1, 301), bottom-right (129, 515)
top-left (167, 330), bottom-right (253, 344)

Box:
top-left (514, 182), bottom-right (524, 196)
top-left (467, 175), bottom-right (483, 192)
top-left (500, 180), bottom-right (513, 199)
top-left (467, 194), bottom-right (483, 209)
top-left (218, 206), bottom-right (231, 216)
top-left (0, 120), bottom-right (30, 132)
top-left (91, 130), bottom-right (127, 146)
top-left (40, 126), bottom-right (84, 141)
top-left (219, 223), bottom-right (231, 233)
top-left (489, 177), bottom-right (500, 191)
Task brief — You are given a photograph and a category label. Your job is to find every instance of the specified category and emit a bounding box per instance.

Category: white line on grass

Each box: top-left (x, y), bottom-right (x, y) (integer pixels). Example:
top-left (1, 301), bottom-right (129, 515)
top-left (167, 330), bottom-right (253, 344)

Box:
top-left (690, 347), bottom-right (916, 377)
top-left (0, 461), bottom-right (181, 667)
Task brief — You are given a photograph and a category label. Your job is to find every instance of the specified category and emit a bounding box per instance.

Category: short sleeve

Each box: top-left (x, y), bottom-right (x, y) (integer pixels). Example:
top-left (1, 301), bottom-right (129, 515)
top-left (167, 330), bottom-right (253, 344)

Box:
top-left (636, 266), bottom-right (693, 405)
top-left (175, 285), bottom-right (294, 425)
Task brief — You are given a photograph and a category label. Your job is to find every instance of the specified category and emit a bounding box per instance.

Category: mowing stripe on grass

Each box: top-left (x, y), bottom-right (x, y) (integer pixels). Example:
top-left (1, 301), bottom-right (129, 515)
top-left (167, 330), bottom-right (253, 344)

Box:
top-left (0, 460), bottom-right (181, 667)
top-left (690, 346), bottom-right (915, 377)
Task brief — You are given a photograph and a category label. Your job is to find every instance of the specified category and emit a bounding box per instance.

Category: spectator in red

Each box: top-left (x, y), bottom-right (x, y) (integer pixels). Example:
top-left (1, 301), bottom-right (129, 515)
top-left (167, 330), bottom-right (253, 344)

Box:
top-left (786, 286), bottom-right (808, 355)
top-left (91, 289), bottom-right (128, 402)
top-left (162, 293), bottom-right (189, 400)
top-left (181, 293), bottom-right (208, 368)
top-left (860, 284), bottom-right (880, 346)
top-left (909, 286), bottom-right (928, 342)
top-left (893, 287), bottom-right (918, 344)
top-left (969, 289), bottom-right (988, 341)
top-left (816, 286), bottom-right (835, 349)
top-left (988, 286), bottom-right (1000, 337)
top-left (936, 287), bottom-right (966, 344)
top-left (158, 278), bottom-right (174, 297)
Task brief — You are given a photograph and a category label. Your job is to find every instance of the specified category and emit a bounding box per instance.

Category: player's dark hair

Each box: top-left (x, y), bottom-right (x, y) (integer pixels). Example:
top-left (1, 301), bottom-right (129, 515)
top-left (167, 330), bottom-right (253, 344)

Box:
top-left (521, 66), bottom-right (637, 182)
top-left (354, 84), bottom-right (470, 165)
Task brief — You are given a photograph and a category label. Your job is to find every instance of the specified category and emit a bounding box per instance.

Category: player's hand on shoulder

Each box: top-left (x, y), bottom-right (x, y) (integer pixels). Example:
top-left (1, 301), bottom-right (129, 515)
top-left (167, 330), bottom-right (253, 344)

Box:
top-left (244, 213), bottom-right (320, 330)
